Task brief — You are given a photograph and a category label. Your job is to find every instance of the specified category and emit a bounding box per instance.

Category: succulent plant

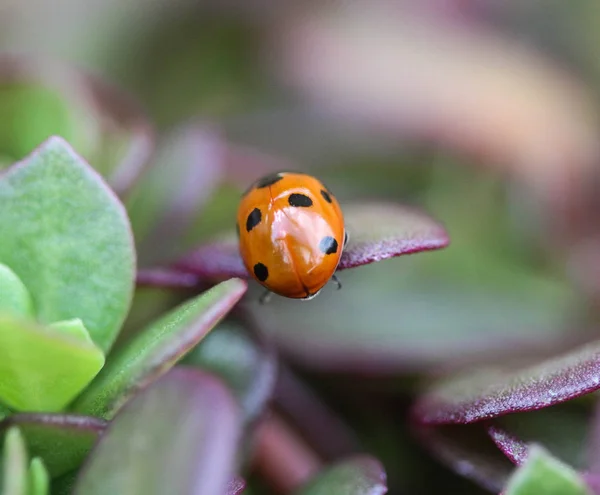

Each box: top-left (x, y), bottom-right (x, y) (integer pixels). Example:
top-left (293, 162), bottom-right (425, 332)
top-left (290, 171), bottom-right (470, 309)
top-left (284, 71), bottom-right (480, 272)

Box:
top-left (2, 3), bottom-right (600, 494)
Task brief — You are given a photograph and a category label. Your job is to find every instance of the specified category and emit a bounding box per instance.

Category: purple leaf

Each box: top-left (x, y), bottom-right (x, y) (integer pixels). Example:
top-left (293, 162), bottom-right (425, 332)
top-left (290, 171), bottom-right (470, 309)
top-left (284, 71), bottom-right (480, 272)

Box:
top-left (273, 365), bottom-right (361, 460)
top-left (487, 406), bottom-right (589, 470)
top-left (175, 241), bottom-right (248, 281)
top-left (136, 268), bottom-right (202, 289)
top-left (226, 477), bottom-right (246, 495)
top-left (174, 201), bottom-right (448, 281)
top-left (338, 202), bottom-right (449, 268)
top-left (294, 455), bottom-right (387, 495)
top-left (488, 435), bottom-right (600, 495)
top-left (73, 368), bottom-right (241, 495)
top-left (83, 68), bottom-right (154, 196)
top-left (181, 318), bottom-right (277, 428)
top-left (127, 124), bottom-right (225, 267)
top-left (587, 398), bottom-right (600, 474)
top-left (413, 424), bottom-right (514, 493)
top-left (0, 413), bottom-right (106, 478)
top-left (488, 424), bottom-right (530, 466)
top-left (413, 339), bottom-right (600, 425)
top-left (583, 473), bottom-right (600, 495)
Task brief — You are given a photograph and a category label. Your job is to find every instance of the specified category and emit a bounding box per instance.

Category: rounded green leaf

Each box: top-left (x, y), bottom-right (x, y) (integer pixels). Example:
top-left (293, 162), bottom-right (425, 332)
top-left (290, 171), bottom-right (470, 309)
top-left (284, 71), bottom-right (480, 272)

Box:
top-left (0, 413), bottom-right (106, 478)
top-left (71, 278), bottom-right (247, 418)
top-left (0, 263), bottom-right (33, 318)
top-left (73, 368), bottom-right (242, 495)
top-left (294, 455), bottom-right (387, 495)
top-left (0, 136), bottom-right (136, 352)
top-left (504, 445), bottom-right (591, 495)
top-left (0, 315), bottom-right (105, 412)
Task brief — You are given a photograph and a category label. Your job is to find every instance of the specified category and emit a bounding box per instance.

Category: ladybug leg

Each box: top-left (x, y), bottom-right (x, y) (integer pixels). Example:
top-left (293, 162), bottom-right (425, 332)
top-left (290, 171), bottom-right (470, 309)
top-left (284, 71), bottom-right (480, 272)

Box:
top-left (259, 289), bottom-right (273, 304)
top-left (332, 274), bottom-right (342, 290)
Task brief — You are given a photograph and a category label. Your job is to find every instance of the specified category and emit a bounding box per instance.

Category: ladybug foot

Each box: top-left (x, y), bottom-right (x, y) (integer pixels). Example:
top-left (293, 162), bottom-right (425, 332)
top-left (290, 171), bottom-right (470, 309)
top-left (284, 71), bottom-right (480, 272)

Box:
top-left (332, 274), bottom-right (342, 290)
top-left (259, 289), bottom-right (273, 304)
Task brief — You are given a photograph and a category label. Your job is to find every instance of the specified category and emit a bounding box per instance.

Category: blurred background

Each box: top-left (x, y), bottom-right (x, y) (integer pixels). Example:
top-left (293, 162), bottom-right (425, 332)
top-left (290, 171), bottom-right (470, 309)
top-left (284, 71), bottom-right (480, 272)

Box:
top-left (4, 1), bottom-right (600, 493)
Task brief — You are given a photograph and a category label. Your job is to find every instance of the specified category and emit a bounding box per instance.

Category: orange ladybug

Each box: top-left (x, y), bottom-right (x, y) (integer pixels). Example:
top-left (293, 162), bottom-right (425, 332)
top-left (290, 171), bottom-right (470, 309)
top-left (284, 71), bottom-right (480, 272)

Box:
top-left (237, 171), bottom-right (347, 302)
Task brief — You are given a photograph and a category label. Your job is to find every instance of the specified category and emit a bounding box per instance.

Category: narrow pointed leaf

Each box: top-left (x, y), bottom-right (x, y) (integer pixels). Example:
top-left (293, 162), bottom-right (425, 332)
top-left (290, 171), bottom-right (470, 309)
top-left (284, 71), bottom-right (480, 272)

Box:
top-left (73, 368), bottom-right (241, 495)
top-left (2, 427), bottom-right (28, 495)
top-left (488, 406), bottom-right (589, 470)
top-left (82, 69), bottom-right (154, 196)
top-left (71, 278), bottom-right (247, 418)
top-left (0, 314), bottom-right (104, 411)
top-left (0, 263), bottom-right (33, 318)
top-left (182, 319), bottom-right (277, 427)
top-left (413, 339), bottom-right (600, 425)
top-left (488, 425), bottom-right (530, 466)
top-left (175, 201), bottom-right (448, 281)
top-left (0, 414), bottom-right (106, 478)
top-left (126, 124), bottom-right (224, 266)
top-left (414, 424), bottom-right (514, 493)
top-left (294, 455), bottom-right (387, 495)
top-left (504, 445), bottom-right (591, 495)
top-left (0, 136), bottom-right (136, 352)
top-left (27, 458), bottom-right (49, 495)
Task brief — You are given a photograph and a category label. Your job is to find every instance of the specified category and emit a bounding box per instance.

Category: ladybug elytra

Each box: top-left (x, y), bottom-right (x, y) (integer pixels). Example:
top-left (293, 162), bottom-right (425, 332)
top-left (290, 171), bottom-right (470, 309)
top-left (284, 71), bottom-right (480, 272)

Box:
top-left (237, 171), bottom-right (347, 302)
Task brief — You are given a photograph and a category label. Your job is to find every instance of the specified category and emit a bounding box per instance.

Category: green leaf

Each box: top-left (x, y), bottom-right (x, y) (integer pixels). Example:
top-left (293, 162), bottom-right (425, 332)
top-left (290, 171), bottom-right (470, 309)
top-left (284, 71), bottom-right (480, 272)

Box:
top-left (0, 136), bottom-right (136, 353)
top-left (72, 368), bottom-right (241, 495)
top-left (49, 471), bottom-right (77, 495)
top-left (0, 264), bottom-right (33, 318)
top-left (0, 58), bottom-right (154, 195)
top-left (2, 427), bottom-right (28, 495)
top-left (71, 278), bottom-right (247, 418)
top-left (504, 445), bottom-right (591, 495)
top-left (0, 314), bottom-right (104, 412)
top-left (181, 319), bottom-right (276, 427)
top-left (294, 456), bottom-right (387, 495)
top-left (0, 414), bottom-right (106, 478)
top-left (48, 319), bottom-right (96, 346)
top-left (0, 82), bottom-right (87, 167)
top-left (27, 458), bottom-right (49, 495)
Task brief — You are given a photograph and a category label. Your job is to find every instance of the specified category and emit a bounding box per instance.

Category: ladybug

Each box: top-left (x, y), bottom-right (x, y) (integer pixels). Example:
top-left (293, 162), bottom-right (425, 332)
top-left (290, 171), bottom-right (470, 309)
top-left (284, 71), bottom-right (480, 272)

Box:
top-left (237, 171), bottom-right (348, 302)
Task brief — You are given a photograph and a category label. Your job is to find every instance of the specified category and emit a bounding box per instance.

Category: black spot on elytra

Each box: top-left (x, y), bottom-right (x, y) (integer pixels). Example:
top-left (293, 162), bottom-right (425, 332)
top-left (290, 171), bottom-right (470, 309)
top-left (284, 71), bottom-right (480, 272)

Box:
top-left (246, 208), bottom-right (262, 232)
top-left (319, 236), bottom-right (338, 255)
top-left (256, 172), bottom-right (284, 189)
top-left (289, 193), bottom-right (313, 208)
top-left (254, 262), bottom-right (269, 282)
top-left (320, 189), bottom-right (332, 203)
